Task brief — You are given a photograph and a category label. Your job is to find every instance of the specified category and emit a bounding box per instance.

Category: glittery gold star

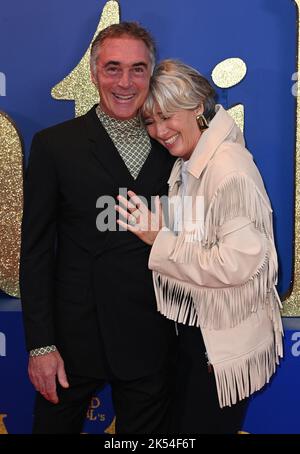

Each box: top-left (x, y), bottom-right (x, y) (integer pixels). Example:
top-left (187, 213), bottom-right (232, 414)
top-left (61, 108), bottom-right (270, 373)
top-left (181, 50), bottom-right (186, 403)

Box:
top-left (51, 1), bottom-right (120, 117)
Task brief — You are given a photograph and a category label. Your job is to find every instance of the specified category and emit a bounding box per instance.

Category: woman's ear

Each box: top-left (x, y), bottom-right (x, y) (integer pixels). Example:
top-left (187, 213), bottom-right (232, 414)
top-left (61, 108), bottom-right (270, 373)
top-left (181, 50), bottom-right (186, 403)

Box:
top-left (195, 104), bottom-right (204, 116)
top-left (195, 103), bottom-right (209, 131)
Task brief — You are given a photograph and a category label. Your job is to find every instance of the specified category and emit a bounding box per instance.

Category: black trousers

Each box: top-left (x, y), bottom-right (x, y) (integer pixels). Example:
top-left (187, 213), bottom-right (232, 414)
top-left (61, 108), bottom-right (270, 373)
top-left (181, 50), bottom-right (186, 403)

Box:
top-left (33, 363), bottom-right (174, 434)
top-left (171, 323), bottom-right (248, 434)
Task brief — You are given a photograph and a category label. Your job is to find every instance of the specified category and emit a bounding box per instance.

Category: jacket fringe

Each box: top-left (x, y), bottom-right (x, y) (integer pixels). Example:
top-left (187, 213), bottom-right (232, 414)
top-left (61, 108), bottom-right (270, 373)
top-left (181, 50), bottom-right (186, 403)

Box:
top-left (169, 224), bottom-right (204, 264)
top-left (153, 171), bottom-right (280, 330)
top-left (214, 336), bottom-right (282, 408)
top-left (266, 288), bottom-right (284, 359)
top-left (153, 249), bottom-right (278, 330)
top-left (204, 172), bottom-right (273, 247)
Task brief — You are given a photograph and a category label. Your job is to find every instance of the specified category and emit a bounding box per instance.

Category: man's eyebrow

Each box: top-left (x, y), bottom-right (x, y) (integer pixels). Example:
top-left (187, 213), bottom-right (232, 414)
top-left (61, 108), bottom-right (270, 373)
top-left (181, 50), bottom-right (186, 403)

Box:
top-left (103, 61), bottom-right (148, 68)
top-left (103, 60), bottom-right (120, 67)
top-left (132, 62), bottom-right (148, 68)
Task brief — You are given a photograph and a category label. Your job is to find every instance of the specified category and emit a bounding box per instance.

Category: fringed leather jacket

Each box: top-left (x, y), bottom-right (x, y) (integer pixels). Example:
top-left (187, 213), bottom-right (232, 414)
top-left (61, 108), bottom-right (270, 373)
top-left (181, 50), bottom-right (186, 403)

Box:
top-left (149, 105), bottom-right (283, 408)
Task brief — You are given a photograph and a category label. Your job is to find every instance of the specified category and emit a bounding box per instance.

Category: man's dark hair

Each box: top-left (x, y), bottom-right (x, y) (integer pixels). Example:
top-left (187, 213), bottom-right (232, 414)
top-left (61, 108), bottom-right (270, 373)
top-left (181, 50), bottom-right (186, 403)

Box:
top-left (90, 22), bottom-right (156, 74)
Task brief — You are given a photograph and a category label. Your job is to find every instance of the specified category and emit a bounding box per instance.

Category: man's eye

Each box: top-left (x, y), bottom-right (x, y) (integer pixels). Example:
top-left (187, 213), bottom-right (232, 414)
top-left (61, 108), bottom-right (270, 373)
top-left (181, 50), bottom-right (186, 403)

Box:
top-left (134, 67), bottom-right (144, 73)
top-left (106, 66), bottom-right (118, 74)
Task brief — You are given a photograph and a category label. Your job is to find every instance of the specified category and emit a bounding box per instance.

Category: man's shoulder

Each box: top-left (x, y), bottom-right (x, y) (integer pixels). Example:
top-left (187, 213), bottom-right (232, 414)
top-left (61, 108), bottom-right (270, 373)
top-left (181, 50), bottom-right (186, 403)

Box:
top-left (34, 106), bottom-right (97, 141)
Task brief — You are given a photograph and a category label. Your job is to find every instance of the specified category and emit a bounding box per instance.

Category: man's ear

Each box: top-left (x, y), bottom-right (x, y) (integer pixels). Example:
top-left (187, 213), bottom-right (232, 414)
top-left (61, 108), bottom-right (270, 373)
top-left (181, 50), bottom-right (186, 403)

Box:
top-left (90, 67), bottom-right (97, 86)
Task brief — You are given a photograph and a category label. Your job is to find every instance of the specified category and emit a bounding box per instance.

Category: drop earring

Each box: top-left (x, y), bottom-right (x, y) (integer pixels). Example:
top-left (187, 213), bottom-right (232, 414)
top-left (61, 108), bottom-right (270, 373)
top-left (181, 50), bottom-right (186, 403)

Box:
top-left (196, 113), bottom-right (209, 131)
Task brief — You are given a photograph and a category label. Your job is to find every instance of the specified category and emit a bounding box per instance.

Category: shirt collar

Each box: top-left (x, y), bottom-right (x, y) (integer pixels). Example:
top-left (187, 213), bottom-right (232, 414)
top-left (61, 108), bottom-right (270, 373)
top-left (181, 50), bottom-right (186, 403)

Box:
top-left (96, 105), bottom-right (143, 136)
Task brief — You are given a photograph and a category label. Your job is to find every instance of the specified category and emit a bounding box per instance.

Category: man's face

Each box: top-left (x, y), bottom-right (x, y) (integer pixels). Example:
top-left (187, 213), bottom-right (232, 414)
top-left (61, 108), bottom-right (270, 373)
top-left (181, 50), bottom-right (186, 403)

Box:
top-left (91, 37), bottom-right (152, 120)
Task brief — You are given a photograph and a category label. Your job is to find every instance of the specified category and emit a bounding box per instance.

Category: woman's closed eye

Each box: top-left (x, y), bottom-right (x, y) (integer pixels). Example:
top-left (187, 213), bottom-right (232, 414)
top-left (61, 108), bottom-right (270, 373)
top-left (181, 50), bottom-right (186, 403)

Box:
top-left (160, 114), bottom-right (171, 121)
top-left (143, 117), bottom-right (155, 126)
top-left (143, 114), bottom-right (172, 126)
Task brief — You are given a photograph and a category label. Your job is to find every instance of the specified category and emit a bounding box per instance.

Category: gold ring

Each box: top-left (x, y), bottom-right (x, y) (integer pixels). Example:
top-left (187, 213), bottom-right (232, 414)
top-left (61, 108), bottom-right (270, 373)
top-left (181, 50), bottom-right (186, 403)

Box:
top-left (128, 215), bottom-right (137, 226)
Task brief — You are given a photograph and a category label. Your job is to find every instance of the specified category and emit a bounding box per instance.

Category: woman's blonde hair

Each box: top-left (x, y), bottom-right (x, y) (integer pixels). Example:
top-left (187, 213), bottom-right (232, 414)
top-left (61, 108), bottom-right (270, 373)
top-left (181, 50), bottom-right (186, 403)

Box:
top-left (142, 59), bottom-right (215, 121)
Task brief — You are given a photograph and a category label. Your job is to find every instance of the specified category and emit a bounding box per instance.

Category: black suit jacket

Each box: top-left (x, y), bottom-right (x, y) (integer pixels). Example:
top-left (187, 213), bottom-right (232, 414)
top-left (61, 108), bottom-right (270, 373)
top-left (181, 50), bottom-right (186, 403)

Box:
top-left (20, 106), bottom-right (176, 380)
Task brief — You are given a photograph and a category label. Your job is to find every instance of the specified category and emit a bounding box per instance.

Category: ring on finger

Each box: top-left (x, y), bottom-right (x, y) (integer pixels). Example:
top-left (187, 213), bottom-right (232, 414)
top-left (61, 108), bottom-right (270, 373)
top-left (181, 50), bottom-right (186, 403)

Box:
top-left (128, 215), bottom-right (137, 226)
top-left (131, 208), bottom-right (140, 219)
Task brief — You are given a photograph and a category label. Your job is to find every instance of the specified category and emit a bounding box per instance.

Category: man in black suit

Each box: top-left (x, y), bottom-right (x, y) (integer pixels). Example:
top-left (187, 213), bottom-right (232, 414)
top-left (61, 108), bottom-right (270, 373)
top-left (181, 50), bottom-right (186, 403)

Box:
top-left (20, 22), bottom-right (176, 434)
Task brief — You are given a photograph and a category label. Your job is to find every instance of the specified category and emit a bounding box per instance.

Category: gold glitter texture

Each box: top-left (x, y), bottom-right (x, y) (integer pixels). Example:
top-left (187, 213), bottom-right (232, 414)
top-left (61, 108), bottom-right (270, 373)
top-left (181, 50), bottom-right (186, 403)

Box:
top-left (212, 57), bottom-right (247, 89)
top-left (51, 0), bottom-right (120, 117)
top-left (282, 0), bottom-right (300, 315)
top-left (212, 58), bottom-right (247, 131)
top-left (227, 104), bottom-right (244, 132)
top-left (0, 112), bottom-right (23, 297)
top-left (0, 415), bottom-right (8, 434)
top-left (104, 416), bottom-right (116, 434)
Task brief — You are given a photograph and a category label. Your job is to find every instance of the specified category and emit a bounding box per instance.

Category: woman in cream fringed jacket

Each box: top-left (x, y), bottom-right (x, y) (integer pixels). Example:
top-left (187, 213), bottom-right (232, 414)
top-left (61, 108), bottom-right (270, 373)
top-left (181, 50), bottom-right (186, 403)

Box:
top-left (115, 59), bottom-right (283, 434)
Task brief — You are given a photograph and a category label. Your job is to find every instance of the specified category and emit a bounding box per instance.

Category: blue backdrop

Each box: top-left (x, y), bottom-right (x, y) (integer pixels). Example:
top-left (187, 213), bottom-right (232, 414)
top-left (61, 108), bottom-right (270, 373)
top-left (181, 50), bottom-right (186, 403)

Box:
top-left (0, 0), bottom-right (299, 434)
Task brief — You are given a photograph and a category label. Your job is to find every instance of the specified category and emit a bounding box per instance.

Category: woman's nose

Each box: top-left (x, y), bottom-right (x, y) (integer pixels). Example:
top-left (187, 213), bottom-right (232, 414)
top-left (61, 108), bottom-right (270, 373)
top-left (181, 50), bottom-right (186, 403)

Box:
top-left (156, 122), bottom-right (168, 138)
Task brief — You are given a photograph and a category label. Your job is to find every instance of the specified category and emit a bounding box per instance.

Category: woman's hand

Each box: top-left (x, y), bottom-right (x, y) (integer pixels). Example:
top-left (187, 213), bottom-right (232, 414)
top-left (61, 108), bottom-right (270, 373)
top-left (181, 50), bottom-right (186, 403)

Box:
top-left (115, 190), bottom-right (163, 246)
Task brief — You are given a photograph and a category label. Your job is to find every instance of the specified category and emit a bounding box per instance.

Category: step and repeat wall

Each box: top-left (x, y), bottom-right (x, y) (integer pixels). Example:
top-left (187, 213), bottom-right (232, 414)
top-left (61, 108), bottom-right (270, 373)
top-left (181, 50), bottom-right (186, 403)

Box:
top-left (1, 0), bottom-right (300, 434)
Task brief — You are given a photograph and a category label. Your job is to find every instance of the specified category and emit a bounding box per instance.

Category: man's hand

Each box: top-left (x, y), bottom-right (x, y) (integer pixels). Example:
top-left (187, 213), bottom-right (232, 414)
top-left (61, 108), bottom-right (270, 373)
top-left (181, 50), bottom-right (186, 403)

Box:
top-left (28, 350), bottom-right (69, 404)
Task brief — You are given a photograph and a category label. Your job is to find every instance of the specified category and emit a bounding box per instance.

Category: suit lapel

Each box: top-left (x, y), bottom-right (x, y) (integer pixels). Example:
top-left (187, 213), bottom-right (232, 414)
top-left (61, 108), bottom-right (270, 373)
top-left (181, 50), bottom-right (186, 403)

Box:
top-left (84, 106), bottom-right (174, 196)
top-left (84, 106), bottom-right (137, 191)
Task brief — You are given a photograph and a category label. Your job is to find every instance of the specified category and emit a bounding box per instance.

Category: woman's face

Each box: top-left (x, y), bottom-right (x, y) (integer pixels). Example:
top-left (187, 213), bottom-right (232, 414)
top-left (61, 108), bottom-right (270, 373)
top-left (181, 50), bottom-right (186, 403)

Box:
top-left (144, 103), bottom-right (203, 161)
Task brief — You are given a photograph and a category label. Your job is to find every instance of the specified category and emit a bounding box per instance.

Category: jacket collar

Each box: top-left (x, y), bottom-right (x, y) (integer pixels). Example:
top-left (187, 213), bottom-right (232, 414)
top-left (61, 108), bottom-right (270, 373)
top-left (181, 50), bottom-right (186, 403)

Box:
top-left (168, 105), bottom-right (245, 189)
top-left (84, 105), bottom-right (136, 190)
top-left (84, 105), bottom-right (174, 195)
top-left (188, 104), bottom-right (245, 178)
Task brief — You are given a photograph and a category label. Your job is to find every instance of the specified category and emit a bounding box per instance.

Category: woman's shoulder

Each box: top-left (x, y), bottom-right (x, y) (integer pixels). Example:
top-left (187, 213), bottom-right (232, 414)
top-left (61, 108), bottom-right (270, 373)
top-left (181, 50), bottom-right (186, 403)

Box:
top-left (206, 142), bottom-right (256, 178)
top-left (203, 141), bottom-right (265, 195)
top-left (203, 142), bottom-right (268, 206)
